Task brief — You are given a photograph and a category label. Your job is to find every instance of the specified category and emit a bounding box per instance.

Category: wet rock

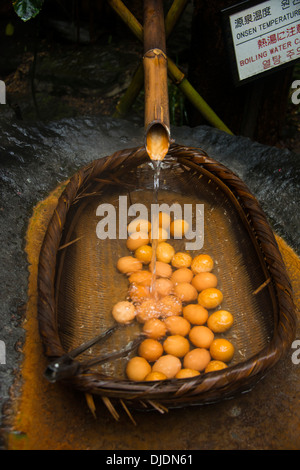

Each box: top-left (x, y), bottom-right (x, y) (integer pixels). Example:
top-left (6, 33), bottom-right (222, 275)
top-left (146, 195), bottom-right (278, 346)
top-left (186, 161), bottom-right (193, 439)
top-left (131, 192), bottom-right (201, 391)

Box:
top-left (173, 125), bottom-right (300, 254)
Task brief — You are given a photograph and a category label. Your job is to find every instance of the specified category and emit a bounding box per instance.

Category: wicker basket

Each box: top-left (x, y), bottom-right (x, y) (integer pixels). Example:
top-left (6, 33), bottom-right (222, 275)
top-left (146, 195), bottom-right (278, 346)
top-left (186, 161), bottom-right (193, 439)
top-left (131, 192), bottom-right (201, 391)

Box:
top-left (37, 143), bottom-right (296, 411)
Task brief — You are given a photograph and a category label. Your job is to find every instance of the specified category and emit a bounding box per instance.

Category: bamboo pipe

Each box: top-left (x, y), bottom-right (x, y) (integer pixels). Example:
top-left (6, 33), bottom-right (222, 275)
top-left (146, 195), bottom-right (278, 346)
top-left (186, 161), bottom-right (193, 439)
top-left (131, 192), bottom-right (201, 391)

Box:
top-left (107, 0), bottom-right (233, 135)
top-left (143, 0), bottom-right (170, 161)
top-left (114, 0), bottom-right (189, 119)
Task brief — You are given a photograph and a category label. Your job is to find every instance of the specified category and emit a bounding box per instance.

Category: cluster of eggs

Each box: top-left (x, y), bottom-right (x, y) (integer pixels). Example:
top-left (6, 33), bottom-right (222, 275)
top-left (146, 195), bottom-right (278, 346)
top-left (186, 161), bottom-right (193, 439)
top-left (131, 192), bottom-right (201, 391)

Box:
top-left (111, 214), bottom-right (235, 382)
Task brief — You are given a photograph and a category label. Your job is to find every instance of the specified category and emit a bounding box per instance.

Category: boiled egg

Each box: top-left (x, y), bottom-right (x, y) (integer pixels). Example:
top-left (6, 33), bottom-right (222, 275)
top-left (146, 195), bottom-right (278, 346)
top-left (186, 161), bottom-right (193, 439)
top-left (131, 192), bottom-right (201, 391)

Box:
top-left (189, 325), bottom-right (214, 349)
top-left (183, 348), bottom-right (211, 372)
top-left (159, 294), bottom-right (182, 317)
top-left (126, 356), bottom-right (151, 381)
top-left (174, 282), bottom-right (198, 303)
top-left (171, 252), bottom-right (192, 269)
top-left (163, 334), bottom-right (190, 358)
top-left (142, 318), bottom-right (167, 339)
top-left (126, 231), bottom-right (150, 252)
top-left (207, 310), bottom-right (234, 333)
top-left (135, 299), bottom-right (161, 323)
top-left (111, 300), bottom-right (136, 324)
top-left (191, 254), bottom-right (214, 274)
top-left (198, 288), bottom-right (223, 309)
top-left (175, 368), bottom-right (200, 379)
top-left (170, 219), bottom-right (189, 238)
top-left (163, 315), bottom-right (191, 336)
top-left (154, 278), bottom-right (174, 297)
top-left (182, 304), bottom-right (208, 325)
top-left (171, 267), bottom-right (194, 285)
top-left (152, 354), bottom-right (182, 378)
top-left (156, 242), bottom-right (175, 264)
top-left (117, 256), bottom-right (142, 274)
top-left (191, 272), bottom-right (218, 291)
top-left (138, 338), bottom-right (164, 362)
top-left (209, 338), bottom-right (235, 362)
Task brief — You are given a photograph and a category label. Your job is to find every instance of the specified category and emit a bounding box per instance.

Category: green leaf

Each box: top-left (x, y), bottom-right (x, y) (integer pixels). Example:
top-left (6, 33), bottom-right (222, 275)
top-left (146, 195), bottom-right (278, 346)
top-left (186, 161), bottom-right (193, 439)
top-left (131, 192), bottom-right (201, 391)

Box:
top-left (13, 0), bottom-right (44, 22)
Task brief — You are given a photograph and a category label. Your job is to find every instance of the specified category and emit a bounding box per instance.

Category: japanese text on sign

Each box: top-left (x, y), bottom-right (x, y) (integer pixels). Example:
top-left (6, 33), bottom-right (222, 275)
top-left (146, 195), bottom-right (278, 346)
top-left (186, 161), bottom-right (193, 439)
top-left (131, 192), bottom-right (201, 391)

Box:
top-left (229, 0), bottom-right (300, 81)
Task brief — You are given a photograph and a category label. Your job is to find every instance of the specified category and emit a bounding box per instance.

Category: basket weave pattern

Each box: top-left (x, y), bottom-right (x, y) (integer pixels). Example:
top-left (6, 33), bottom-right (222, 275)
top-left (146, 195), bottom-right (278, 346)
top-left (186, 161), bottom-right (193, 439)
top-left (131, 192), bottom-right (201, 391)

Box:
top-left (37, 144), bottom-right (296, 408)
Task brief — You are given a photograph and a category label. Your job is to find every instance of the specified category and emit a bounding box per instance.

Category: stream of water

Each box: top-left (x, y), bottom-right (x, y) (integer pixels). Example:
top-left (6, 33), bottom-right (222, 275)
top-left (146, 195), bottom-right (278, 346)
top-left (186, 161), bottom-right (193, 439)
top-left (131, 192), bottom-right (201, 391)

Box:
top-left (149, 160), bottom-right (162, 299)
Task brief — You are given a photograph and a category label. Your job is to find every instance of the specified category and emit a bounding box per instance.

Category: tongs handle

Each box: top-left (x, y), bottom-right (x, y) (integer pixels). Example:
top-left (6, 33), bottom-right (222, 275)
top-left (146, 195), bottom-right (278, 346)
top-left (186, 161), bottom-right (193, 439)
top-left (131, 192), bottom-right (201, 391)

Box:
top-left (44, 325), bottom-right (144, 383)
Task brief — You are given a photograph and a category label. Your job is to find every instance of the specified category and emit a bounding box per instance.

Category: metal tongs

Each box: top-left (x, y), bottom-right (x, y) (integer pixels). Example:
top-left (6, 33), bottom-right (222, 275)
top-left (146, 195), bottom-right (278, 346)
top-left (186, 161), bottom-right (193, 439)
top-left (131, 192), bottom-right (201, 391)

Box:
top-left (44, 325), bottom-right (145, 383)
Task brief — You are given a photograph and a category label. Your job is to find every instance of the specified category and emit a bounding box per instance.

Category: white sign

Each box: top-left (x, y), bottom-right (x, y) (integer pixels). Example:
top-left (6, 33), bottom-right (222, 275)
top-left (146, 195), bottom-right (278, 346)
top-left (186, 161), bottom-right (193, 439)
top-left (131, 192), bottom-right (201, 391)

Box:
top-left (228, 0), bottom-right (300, 81)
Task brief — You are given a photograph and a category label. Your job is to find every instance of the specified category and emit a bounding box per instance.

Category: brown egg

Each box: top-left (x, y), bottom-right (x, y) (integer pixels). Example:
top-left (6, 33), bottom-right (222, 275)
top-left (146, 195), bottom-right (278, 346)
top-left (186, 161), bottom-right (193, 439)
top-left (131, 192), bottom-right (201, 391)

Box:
top-left (192, 272), bottom-right (218, 291)
top-left (156, 242), bottom-right (175, 264)
top-left (117, 256), bottom-right (142, 274)
top-left (126, 231), bottom-right (150, 252)
top-left (154, 278), bottom-right (174, 297)
top-left (191, 254), bottom-right (214, 274)
top-left (152, 354), bottom-right (182, 378)
top-left (138, 338), bottom-right (164, 362)
top-left (163, 315), bottom-right (191, 336)
top-left (183, 304), bottom-right (208, 325)
top-left (198, 288), bottom-right (223, 309)
top-left (128, 283), bottom-right (150, 303)
top-left (159, 295), bottom-right (182, 317)
top-left (207, 310), bottom-right (234, 333)
top-left (128, 219), bottom-right (151, 235)
top-left (126, 356), bottom-right (151, 381)
top-left (204, 360), bottom-right (228, 373)
top-left (171, 268), bottom-right (194, 285)
top-left (170, 219), bottom-right (189, 238)
top-left (134, 245), bottom-right (152, 264)
top-left (128, 270), bottom-right (152, 287)
top-left (189, 326), bottom-right (214, 349)
top-left (150, 260), bottom-right (173, 278)
top-left (112, 301), bottom-right (136, 324)
top-left (175, 368), bottom-right (200, 379)
top-left (145, 371), bottom-right (167, 381)
top-left (171, 252), bottom-right (192, 269)
top-left (174, 282), bottom-right (198, 303)
top-left (163, 335), bottom-right (190, 357)
top-left (210, 339), bottom-right (235, 363)
top-left (183, 348), bottom-right (211, 372)
top-left (142, 318), bottom-right (167, 339)
top-left (136, 299), bottom-right (161, 323)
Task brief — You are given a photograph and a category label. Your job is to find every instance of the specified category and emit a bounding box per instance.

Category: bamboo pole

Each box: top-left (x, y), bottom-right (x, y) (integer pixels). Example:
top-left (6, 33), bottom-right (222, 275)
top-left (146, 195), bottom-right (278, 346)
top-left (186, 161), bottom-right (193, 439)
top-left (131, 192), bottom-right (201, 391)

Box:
top-left (164, 0), bottom-right (189, 38)
top-left (107, 0), bottom-right (233, 135)
top-left (113, 0), bottom-right (189, 118)
top-left (143, 0), bottom-right (170, 161)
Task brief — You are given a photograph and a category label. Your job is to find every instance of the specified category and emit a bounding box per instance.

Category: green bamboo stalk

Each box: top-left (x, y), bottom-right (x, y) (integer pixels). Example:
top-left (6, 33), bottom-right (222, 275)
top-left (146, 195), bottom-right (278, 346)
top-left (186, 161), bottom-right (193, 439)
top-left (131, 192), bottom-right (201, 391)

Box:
top-left (165, 0), bottom-right (189, 38)
top-left (167, 58), bottom-right (234, 135)
top-left (108, 0), bottom-right (233, 134)
top-left (107, 0), bottom-right (143, 41)
top-left (113, 63), bottom-right (144, 118)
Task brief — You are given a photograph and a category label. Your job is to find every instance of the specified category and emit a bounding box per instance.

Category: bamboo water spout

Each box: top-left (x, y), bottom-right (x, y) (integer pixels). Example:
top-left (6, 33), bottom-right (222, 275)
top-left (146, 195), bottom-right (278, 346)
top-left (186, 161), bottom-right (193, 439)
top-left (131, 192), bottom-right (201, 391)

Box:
top-left (143, 0), bottom-right (170, 161)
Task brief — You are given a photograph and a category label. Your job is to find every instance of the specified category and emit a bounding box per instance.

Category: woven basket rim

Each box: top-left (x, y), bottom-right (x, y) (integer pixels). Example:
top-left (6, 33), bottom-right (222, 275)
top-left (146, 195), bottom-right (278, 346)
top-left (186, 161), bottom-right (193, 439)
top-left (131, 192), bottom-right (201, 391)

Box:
top-left (37, 143), bottom-right (297, 405)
